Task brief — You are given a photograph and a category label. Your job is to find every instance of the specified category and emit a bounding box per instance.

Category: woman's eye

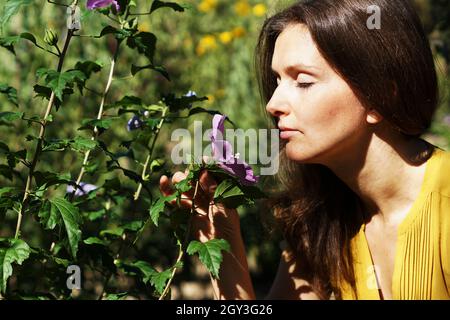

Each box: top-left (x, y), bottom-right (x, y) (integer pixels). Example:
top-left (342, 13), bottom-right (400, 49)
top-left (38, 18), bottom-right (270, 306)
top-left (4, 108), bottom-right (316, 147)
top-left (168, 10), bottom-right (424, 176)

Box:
top-left (296, 82), bottom-right (314, 89)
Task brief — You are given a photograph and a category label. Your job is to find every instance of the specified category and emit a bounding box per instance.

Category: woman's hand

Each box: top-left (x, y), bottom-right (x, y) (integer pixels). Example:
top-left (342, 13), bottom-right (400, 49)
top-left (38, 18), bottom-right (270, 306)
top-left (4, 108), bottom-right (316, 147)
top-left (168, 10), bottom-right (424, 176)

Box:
top-left (159, 167), bottom-right (241, 243)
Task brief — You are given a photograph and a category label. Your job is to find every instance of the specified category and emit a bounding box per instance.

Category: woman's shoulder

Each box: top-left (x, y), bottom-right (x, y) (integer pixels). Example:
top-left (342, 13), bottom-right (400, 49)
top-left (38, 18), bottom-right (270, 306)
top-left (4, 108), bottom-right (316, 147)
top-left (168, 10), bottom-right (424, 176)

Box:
top-left (426, 147), bottom-right (450, 197)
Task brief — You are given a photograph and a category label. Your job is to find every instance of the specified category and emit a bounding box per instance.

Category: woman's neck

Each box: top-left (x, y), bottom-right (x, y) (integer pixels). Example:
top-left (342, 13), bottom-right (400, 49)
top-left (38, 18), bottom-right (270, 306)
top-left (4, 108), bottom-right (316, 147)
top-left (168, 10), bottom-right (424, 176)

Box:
top-left (325, 132), bottom-right (433, 226)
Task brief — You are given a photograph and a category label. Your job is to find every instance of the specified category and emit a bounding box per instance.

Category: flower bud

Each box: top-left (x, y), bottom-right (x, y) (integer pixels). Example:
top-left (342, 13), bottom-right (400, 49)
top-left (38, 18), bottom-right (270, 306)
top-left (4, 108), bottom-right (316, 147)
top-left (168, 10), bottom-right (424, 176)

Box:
top-left (44, 28), bottom-right (58, 46)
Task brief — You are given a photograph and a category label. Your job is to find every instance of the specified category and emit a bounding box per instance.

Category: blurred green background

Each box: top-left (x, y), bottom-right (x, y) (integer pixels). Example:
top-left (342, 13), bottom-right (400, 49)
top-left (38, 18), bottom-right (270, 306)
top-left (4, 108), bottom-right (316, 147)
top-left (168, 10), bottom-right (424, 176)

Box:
top-left (0, 0), bottom-right (449, 299)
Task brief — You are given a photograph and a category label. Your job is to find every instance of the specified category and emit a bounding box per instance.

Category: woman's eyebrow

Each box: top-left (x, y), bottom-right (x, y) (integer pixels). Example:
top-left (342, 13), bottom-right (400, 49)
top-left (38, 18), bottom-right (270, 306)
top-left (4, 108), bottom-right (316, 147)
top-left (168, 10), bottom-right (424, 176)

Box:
top-left (271, 63), bottom-right (320, 76)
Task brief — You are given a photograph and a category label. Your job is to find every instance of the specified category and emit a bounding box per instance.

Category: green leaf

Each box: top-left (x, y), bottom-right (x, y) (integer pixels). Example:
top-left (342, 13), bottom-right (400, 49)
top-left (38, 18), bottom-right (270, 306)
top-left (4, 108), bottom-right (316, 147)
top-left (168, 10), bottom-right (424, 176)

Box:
top-left (131, 63), bottom-right (170, 80)
top-left (83, 237), bottom-right (110, 246)
top-left (0, 238), bottom-right (31, 294)
top-left (70, 137), bottom-right (98, 152)
top-left (82, 208), bottom-right (106, 221)
top-left (0, 111), bottom-right (23, 121)
top-left (150, 0), bottom-right (186, 14)
top-left (186, 239), bottom-right (231, 278)
top-left (38, 200), bottom-right (59, 230)
top-left (100, 227), bottom-right (125, 238)
top-left (19, 32), bottom-right (38, 47)
top-left (162, 93), bottom-right (207, 112)
top-left (78, 118), bottom-right (113, 131)
top-left (36, 69), bottom-right (86, 101)
top-left (73, 60), bottom-right (103, 79)
top-left (0, 84), bottom-right (19, 106)
top-left (213, 179), bottom-right (264, 208)
top-left (214, 179), bottom-right (242, 199)
top-left (49, 198), bottom-right (82, 259)
top-left (188, 107), bottom-right (222, 117)
top-left (126, 32), bottom-right (157, 62)
top-left (107, 95), bottom-right (142, 109)
top-left (0, 0), bottom-right (33, 31)
top-left (150, 194), bottom-right (177, 226)
top-left (0, 35), bottom-right (20, 54)
top-left (150, 268), bottom-right (173, 295)
top-left (42, 138), bottom-right (70, 152)
top-left (104, 292), bottom-right (128, 300)
top-left (99, 25), bottom-right (132, 41)
top-left (150, 159), bottom-right (164, 172)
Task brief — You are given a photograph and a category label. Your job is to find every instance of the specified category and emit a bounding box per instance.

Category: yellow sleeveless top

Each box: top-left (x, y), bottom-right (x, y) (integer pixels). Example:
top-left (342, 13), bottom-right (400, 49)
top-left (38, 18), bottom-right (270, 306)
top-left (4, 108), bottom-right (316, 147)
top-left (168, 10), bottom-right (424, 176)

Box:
top-left (340, 147), bottom-right (450, 299)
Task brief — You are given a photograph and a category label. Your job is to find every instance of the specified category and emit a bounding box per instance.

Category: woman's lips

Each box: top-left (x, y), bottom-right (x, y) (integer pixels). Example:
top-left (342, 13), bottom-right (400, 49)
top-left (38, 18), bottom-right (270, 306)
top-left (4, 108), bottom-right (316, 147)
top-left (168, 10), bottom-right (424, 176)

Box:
top-left (279, 129), bottom-right (300, 140)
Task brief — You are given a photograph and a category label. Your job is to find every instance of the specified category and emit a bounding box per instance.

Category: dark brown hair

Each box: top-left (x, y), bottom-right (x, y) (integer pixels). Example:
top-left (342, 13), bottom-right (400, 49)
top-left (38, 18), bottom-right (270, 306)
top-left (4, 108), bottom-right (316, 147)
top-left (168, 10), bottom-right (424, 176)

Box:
top-left (256, 0), bottom-right (438, 299)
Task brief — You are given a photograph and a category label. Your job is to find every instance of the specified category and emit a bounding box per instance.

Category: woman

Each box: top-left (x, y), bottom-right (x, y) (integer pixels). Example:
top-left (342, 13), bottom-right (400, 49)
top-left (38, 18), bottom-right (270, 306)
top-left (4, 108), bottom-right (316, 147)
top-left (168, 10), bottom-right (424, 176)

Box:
top-left (160, 0), bottom-right (450, 300)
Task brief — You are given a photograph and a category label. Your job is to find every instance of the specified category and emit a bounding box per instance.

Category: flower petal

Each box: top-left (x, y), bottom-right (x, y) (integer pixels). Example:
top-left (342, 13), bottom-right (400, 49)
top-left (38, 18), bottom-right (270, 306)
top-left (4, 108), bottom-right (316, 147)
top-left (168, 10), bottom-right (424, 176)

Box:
top-left (218, 159), bottom-right (259, 186)
top-left (210, 114), bottom-right (227, 142)
top-left (87, 0), bottom-right (120, 10)
top-left (211, 139), bottom-right (234, 163)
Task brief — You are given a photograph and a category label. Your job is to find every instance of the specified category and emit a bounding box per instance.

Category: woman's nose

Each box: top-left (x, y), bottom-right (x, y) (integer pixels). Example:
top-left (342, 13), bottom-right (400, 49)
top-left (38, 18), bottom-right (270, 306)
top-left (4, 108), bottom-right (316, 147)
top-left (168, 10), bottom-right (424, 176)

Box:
top-left (265, 87), bottom-right (290, 117)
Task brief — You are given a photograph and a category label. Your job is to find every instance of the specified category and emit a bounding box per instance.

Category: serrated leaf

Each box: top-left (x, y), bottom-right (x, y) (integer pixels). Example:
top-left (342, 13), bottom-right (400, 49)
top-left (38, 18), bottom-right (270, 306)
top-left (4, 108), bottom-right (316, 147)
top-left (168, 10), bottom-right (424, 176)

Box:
top-left (0, 238), bottom-right (31, 294)
top-left (70, 137), bottom-right (98, 152)
top-left (78, 118), bottom-right (113, 131)
top-left (186, 239), bottom-right (231, 278)
top-left (0, 111), bottom-right (23, 121)
top-left (150, 268), bottom-right (172, 295)
top-left (150, 194), bottom-right (177, 226)
top-left (49, 198), bottom-right (82, 259)
top-left (37, 69), bottom-right (86, 101)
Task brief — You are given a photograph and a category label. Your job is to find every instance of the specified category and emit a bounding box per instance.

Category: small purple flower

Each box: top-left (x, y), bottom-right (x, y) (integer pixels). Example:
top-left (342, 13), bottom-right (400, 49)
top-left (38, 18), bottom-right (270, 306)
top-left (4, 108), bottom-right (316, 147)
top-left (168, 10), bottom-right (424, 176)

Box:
top-left (209, 114), bottom-right (259, 185)
top-left (86, 0), bottom-right (120, 11)
top-left (127, 114), bottom-right (143, 131)
top-left (67, 182), bottom-right (98, 197)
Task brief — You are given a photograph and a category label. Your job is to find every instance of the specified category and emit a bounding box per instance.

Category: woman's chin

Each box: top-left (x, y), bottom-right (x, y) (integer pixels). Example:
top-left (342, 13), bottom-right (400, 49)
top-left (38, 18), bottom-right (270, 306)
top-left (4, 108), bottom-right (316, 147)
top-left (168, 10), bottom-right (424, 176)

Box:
top-left (285, 143), bottom-right (311, 163)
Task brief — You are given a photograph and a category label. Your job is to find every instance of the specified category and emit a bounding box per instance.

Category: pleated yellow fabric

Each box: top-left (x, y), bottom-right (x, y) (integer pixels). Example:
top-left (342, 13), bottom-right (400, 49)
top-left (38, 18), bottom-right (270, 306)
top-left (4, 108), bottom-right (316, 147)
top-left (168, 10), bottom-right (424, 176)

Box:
top-left (340, 147), bottom-right (450, 300)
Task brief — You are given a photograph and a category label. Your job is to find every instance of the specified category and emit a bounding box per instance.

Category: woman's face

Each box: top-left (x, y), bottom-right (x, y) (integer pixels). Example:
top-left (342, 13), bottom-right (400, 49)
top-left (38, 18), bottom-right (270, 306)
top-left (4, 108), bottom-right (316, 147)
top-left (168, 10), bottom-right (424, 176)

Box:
top-left (266, 24), bottom-right (379, 165)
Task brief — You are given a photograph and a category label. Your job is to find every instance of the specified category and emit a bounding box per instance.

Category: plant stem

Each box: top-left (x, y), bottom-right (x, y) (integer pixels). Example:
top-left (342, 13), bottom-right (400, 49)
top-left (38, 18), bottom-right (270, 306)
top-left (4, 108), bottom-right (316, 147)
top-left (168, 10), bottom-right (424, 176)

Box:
top-left (15, 29), bottom-right (74, 239)
top-left (133, 107), bottom-right (168, 201)
top-left (70, 47), bottom-right (118, 201)
top-left (159, 180), bottom-right (200, 300)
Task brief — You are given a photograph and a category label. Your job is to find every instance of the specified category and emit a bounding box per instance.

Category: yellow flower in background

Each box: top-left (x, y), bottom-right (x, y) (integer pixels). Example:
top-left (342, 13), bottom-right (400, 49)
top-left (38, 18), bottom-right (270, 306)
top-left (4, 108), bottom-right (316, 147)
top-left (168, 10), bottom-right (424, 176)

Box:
top-left (196, 35), bottom-right (217, 56)
top-left (198, 0), bottom-right (217, 13)
top-left (219, 31), bottom-right (233, 44)
top-left (253, 4), bottom-right (267, 17)
top-left (232, 26), bottom-right (246, 38)
top-left (139, 21), bottom-right (150, 32)
top-left (234, 1), bottom-right (251, 16)
top-left (207, 94), bottom-right (215, 104)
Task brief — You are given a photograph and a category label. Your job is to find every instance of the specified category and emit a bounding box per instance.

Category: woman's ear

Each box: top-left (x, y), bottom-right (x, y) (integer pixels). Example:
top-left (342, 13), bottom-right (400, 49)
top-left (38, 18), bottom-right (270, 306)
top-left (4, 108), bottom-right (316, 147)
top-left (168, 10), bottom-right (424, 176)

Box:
top-left (366, 109), bottom-right (383, 124)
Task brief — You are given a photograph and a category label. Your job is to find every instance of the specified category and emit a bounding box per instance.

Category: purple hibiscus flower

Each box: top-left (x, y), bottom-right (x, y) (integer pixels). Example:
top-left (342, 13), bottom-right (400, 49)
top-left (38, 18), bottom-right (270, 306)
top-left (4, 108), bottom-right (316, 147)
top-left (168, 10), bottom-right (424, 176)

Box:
top-left (209, 114), bottom-right (259, 186)
top-left (127, 114), bottom-right (143, 131)
top-left (86, 0), bottom-right (120, 11)
top-left (66, 182), bottom-right (98, 197)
